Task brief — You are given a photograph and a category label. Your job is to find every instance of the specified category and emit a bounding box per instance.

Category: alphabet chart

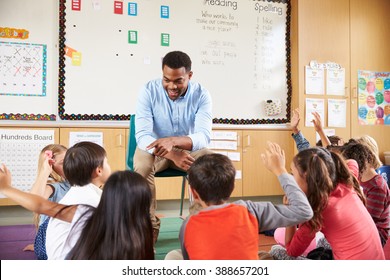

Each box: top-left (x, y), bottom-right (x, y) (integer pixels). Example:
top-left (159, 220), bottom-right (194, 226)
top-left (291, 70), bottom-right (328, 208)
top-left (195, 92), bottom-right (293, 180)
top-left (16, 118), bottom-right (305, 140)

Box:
top-left (0, 129), bottom-right (54, 198)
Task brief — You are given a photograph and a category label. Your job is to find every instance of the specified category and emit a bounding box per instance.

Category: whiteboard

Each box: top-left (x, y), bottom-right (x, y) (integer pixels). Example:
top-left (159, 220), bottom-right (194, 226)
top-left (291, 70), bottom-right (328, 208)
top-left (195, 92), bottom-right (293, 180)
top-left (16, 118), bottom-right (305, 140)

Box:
top-left (59, 0), bottom-right (292, 124)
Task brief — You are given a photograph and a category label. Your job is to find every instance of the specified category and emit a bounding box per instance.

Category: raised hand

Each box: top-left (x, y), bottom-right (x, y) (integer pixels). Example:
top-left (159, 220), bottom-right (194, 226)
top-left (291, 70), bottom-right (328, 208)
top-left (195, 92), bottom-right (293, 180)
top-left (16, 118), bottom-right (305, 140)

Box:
top-left (290, 108), bottom-right (301, 134)
top-left (0, 164), bottom-right (12, 191)
top-left (260, 141), bottom-right (287, 176)
top-left (311, 111), bottom-right (323, 132)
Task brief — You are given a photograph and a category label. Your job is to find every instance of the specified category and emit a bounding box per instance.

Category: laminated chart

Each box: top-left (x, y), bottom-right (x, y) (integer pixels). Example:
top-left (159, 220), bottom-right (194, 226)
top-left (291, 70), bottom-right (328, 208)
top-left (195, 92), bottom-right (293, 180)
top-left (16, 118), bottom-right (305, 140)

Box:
top-left (0, 129), bottom-right (54, 197)
top-left (0, 42), bottom-right (47, 96)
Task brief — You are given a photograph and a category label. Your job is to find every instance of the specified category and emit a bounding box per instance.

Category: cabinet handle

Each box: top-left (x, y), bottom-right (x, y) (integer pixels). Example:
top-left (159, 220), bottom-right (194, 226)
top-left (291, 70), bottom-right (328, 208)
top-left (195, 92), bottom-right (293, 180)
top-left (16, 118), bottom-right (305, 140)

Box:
top-left (116, 133), bottom-right (123, 147)
top-left (244, 135), bottom-right (251, 147)
top-left (352, 87), bottom-right (357, 98)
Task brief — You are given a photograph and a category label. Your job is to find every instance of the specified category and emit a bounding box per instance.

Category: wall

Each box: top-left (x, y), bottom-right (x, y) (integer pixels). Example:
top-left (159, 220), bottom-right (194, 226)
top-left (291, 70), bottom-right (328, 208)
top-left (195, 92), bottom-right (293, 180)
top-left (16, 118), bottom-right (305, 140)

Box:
top-left (292, 0), bottom-right (390, 160)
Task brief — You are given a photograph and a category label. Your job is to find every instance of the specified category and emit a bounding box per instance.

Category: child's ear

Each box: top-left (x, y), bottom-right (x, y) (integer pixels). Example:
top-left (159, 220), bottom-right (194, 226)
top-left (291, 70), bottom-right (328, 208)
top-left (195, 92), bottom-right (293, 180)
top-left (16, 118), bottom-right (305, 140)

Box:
top-left (92, 166), bottom-right (103, 179)
top-left (189, 186), bottom-right (200, 200)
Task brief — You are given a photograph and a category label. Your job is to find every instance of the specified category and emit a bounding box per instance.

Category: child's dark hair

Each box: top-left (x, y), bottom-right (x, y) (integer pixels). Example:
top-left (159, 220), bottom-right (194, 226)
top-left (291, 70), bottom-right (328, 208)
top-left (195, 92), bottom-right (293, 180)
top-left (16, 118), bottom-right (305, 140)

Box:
top-left (340, 142), bottom-right (374, 176)
top-left (67, 170), bottom-right (154, 260)
top-left (293, 147), bottom-right (365, 231)
top-left (162, 51), bottom-right (192, 72)
top-left (63, 141), bottom-right (106, 186)
top-left (306, 247), bottom-right (333, 260)
top-left (188, 153), bottom-right (235, 205)
top-left (316, 135), bottom-right (342, 147)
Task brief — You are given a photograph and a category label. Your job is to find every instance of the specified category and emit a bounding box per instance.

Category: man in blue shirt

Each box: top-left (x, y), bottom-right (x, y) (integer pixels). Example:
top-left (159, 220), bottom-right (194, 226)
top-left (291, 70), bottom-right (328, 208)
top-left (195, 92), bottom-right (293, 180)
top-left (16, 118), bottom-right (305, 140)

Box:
top-left (134, 51), bottom-right (213, 243)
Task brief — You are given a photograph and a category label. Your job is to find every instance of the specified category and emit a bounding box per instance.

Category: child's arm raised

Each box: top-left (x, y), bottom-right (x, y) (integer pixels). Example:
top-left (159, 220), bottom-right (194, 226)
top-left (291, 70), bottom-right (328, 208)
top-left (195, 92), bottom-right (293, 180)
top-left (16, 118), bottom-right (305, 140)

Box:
top-left (290, 108), bottom-right (310, 152)
top-left (30, 152), bottom-right (54, 198)
top-left (244, 142), bottom-right (313, 230)
top-left (312, 112), bottom-right (331, 147)
top-left (0, 164), bottom-right (75, 223)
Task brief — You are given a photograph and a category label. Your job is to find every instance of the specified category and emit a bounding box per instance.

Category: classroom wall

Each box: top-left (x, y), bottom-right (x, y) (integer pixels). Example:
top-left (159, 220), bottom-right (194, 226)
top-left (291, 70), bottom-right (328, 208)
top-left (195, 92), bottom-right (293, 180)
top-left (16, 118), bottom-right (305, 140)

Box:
top-left (292, 0), bottom-right (390, 160)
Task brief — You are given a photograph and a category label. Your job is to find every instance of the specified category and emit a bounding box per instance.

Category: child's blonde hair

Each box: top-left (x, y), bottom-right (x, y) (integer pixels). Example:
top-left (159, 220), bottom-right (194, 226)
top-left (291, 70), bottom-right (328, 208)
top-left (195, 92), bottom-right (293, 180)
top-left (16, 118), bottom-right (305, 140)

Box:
top-left (34, 144), bottom-right (67, 229)
top-left (38, 144), bottom-right (67, 182)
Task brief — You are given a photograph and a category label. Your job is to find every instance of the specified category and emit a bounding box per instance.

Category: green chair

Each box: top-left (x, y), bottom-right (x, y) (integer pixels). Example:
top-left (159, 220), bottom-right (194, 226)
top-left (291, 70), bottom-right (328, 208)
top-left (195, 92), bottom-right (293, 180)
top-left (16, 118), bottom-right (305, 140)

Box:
top-left (126, 115), bottom-right (187, 216)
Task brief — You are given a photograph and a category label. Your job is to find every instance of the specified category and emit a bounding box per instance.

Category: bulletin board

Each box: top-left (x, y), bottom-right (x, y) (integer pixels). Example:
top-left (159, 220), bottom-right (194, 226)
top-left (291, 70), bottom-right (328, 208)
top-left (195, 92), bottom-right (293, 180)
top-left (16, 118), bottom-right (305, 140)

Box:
top-left (0, 0), bottom-right (58, 121)
top-left (59, 0), bottom-right (292, 124)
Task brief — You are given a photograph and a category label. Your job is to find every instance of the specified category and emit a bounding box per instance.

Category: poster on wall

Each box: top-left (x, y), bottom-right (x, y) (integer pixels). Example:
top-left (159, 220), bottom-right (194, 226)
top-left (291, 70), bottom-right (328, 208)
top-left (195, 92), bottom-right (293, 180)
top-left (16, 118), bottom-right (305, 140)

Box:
top-left (0, 129), bottom-right (54, 197)
top-left (0, 42), bottom-right (47, 96)
top-left (357, 70), bottom-right (390, 125)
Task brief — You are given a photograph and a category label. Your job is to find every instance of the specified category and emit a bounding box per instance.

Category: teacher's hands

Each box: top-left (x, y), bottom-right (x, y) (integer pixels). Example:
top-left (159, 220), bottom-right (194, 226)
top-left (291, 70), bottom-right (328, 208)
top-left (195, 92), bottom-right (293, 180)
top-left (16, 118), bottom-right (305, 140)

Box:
top-left (147, 137), bottom-right (176, 157)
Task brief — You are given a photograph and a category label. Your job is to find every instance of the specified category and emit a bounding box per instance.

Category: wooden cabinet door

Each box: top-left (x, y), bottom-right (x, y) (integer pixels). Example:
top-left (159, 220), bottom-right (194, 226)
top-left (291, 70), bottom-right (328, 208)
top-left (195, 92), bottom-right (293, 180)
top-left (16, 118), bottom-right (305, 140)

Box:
top-left (59, 128), bottom-right (126, 172)
top-left (242, 130), bottom-right (294, 196)
top-left (350, 0), bottom-right (390, 161)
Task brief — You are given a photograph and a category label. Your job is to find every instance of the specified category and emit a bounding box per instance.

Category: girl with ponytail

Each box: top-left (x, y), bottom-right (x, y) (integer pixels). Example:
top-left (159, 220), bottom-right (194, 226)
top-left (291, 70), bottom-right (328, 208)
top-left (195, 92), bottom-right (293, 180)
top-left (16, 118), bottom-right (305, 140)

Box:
top-left (271, 147), bottom-right (384, 260)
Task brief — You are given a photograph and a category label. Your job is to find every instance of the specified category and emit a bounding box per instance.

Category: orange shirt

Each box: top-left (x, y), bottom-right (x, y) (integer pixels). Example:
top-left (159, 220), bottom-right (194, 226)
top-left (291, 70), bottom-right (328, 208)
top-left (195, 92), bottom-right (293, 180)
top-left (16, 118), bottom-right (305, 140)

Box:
top-left (182, 204), bottom-right (259, 260)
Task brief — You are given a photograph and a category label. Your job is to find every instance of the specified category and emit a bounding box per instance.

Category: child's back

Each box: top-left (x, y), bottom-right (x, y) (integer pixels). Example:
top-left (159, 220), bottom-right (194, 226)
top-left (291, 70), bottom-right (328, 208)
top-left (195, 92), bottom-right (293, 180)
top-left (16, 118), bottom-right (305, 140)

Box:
top-left (179, 147), bottom-right (313, 260)
top-left (181, 203), bottom-right (259, 259)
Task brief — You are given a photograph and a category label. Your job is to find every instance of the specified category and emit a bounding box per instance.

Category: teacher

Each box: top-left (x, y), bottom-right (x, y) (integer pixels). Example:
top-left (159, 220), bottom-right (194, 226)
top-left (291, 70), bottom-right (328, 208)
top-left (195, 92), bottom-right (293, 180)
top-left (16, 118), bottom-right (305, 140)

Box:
top-left (134, 51), bottom-right (213, 243)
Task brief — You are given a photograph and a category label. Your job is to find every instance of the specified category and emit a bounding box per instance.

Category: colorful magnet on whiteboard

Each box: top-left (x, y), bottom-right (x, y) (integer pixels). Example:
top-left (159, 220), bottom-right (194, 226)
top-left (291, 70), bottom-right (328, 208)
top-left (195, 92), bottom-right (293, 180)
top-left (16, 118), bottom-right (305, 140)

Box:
top-left (72, 0), bottom-right (81, 11)
top-left (64, 45), bottom-right (77, 58)
top-left (161, 6), bottom-right (170, 18)
top-left (128, 30), bottom-right (137, 44)
top-left (161, 33), bottom-right (170, 46)
top-left (114, 1), bottom-right (123, 14)
top-left (72, 52), bottom-right (82, 66)
top-left (128, 2), bottom-right (137, 16)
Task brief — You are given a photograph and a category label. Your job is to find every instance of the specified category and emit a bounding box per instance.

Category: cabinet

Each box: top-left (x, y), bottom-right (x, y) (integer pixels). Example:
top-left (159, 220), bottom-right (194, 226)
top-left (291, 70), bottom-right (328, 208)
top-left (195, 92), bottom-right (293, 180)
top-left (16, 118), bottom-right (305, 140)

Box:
top-left (59, 127), bottom-right (126, 172)
top-left (153, 130), bottom-right (244, 200)
top-left (242, 130), bottom-right (294, 196)
top-left (210, 129), bottom-right (293, 197)
top-left (349, 0), bottom-right (390, 160)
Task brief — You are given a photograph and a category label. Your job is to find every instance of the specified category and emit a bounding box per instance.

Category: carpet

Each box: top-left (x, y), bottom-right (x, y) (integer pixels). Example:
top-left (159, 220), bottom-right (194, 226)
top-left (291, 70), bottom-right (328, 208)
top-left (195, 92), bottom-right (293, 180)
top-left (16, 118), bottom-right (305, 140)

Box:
top-left (155, 217), bottom-right (183, 260)
top-left (0, 218), bottom-right (184, 261)
top-left (0, 224), bottom-right (37, 260)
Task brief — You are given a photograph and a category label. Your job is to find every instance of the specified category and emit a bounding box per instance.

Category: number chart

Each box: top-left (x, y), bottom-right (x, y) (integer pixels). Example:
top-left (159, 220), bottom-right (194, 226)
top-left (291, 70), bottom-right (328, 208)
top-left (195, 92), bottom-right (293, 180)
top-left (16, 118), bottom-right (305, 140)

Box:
top-left (0, 129), bottom-right (54, 198)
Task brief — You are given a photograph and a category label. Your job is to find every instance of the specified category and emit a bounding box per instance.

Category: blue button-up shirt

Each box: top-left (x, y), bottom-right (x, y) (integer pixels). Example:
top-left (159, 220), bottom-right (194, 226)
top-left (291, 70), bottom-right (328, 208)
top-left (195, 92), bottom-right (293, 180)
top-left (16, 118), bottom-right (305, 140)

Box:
top-left (135, 79), bottom-right (212, 153)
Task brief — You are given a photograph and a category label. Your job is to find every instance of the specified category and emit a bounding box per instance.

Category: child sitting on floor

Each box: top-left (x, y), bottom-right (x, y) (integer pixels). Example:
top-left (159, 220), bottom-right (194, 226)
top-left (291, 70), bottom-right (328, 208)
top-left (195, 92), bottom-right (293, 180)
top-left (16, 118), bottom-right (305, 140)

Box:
top-left (270, 147), bottom-right (384, 260)
top-left (341, 141), bottom-right (390, 247)
top-left (165, 141), bottom-right (313, 260)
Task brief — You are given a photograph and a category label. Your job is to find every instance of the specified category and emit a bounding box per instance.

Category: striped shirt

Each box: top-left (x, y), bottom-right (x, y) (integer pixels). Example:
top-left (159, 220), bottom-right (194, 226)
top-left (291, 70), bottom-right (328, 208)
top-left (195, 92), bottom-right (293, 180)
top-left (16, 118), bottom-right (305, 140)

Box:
top-left (360, 174), bottom-right (390, 246)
